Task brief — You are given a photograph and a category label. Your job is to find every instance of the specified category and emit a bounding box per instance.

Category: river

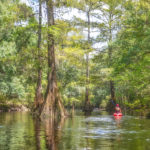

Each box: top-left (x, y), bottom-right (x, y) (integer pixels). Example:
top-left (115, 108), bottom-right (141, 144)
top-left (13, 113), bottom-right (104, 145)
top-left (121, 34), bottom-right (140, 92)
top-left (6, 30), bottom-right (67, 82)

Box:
top-left (0, 111), bottom-right (150, 150)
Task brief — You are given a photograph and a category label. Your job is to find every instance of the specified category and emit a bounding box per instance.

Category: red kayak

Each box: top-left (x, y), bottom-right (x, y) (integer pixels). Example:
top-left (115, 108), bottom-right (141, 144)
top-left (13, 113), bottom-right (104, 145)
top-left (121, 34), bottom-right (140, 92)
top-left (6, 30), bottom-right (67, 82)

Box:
top-left (113, 113), bottom-right (123, 116)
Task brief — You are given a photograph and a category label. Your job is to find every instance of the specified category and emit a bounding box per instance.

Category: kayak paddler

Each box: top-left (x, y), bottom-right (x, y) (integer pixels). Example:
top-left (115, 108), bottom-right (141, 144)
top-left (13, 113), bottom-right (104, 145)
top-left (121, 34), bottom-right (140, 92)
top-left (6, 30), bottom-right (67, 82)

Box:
top-left (115, 104), bottom-right (122, 114)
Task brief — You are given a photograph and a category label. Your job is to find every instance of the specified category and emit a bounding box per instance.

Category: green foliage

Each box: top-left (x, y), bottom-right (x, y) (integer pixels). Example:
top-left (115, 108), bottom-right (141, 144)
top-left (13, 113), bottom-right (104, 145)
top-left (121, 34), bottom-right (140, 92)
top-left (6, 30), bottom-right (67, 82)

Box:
top-left (0, 0), bottom-right (149, 113)
top-left (111, 0), bottom-right (150, 110)
top-left (0, 0), bottom-right (37, 104)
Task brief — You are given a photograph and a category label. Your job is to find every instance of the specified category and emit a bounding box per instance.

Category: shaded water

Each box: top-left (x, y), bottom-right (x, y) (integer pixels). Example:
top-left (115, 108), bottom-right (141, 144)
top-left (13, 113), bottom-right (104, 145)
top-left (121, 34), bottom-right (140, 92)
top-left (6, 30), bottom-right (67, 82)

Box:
top-left (0, 111), bottom-right (150, 150)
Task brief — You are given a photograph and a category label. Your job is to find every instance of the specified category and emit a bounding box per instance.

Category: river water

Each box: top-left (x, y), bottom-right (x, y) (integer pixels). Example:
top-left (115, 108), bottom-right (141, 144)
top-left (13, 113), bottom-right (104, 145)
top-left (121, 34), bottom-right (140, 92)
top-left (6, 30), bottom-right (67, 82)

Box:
top-left (0, 111), bottom-right (150, 150)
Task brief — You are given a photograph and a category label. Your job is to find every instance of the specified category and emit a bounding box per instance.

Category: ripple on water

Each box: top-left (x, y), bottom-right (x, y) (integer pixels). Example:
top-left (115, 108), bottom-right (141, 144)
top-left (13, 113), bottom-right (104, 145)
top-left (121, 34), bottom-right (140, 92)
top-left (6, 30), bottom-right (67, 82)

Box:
top-left (83, 125), bottom-right (141, 139)
top-left (84, 116), bottom-right (113, 123)
top-left (87, 128), bottom-right (122, 135)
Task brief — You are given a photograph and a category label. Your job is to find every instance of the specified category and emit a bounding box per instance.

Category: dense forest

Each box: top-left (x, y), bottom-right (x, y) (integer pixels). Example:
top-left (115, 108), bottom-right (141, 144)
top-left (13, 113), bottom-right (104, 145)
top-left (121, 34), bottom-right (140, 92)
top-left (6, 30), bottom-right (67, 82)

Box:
top-left (0, 0), bottom-right (150, 115)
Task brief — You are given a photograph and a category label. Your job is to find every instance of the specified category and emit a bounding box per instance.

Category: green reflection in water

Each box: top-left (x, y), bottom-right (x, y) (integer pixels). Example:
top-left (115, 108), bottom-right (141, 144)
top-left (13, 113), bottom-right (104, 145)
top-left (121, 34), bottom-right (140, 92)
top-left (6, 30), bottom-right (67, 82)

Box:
top-left (0, 112), bottom-right (150, 150)
top-left (0, 112), bottom-right (36, 150)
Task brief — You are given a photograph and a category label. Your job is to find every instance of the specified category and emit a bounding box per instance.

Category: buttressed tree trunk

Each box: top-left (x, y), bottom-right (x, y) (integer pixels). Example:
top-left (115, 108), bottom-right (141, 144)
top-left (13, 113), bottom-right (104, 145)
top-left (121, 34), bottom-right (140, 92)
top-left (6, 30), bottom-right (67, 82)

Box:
top-left (40, 0), bottom-right (67, 118)
top-left (34, 0), bottom-right (43, 111)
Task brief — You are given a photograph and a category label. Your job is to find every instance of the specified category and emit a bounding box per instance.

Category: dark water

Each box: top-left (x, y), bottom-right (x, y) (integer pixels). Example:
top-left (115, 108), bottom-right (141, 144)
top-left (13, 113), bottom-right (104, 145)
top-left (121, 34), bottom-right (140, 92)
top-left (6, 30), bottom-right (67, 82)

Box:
top-left (0, 111), bottom-right (150, 150)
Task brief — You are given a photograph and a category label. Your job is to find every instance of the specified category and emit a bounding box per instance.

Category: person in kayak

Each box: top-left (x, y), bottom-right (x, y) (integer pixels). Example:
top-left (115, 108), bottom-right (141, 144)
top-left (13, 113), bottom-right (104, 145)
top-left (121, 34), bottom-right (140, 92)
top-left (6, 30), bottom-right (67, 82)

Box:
top-left (115, 104), bottom-right (122, 114)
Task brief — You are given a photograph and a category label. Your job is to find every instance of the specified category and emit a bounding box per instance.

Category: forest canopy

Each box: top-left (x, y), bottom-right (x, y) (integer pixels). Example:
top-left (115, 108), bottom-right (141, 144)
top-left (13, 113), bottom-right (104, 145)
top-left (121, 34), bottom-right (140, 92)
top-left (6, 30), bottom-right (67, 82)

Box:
top-left (0, 0), bottom-right (149, 114)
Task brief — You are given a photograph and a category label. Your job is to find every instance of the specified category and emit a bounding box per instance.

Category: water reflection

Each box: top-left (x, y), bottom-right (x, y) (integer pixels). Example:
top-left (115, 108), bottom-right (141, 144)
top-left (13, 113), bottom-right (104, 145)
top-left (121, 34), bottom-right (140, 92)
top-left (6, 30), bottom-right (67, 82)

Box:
top-left (1, 112), bottom-right (150, 150)
top-left (114, 116), bottom-right (122, 128)
top-left (34, 119), bottom-right (41, 150)
top-left (0, 112), bottom-right (36, 150)
top-left (34, 117), bottom-right (65, 150)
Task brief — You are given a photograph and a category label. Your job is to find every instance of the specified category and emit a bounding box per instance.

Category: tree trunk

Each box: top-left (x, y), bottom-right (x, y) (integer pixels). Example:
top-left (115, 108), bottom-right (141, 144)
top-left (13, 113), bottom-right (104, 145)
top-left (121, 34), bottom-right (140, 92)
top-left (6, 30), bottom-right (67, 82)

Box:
top-left (109, 12), bottom-right (116, 103)
top-left (107, 12), bottom-right (116, 112)
top-left (108, 43), bottom-right (116, 103)
top-left (83, 11), bottom-right (93, 114)
top-left (34, 0), bottom-right (43, 111)
top-left (110, 80), bottom-right (116, 102)
top-left (71, 102), bottom-right (75, 116)
top-left (40, 0), bottom-right (67, 118)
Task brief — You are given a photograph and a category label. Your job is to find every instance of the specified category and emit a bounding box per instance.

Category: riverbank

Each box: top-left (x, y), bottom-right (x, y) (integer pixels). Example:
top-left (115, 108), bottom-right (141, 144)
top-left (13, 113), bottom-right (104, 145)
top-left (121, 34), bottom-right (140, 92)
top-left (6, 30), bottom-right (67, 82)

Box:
top-left (0, 103), bottom-right (29, 112)
top-left (1, 103), bottom-right (150, 119)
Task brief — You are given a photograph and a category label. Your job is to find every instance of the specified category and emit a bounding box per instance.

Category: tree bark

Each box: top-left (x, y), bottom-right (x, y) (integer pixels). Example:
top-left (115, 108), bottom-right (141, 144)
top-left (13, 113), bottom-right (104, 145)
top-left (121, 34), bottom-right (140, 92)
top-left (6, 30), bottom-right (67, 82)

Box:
top-left (83, 11), bottom-right (93, 114)
top-left (107, 11), bottom-right (116, 111)
top-left (34, 0), bottom-right (43, 111)
top-left (40, 0), bottom-right (67, 118)
top-left (110, 80), bottom-right (115, 102)
top-left (108, 42), bottom-right (116, 103)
